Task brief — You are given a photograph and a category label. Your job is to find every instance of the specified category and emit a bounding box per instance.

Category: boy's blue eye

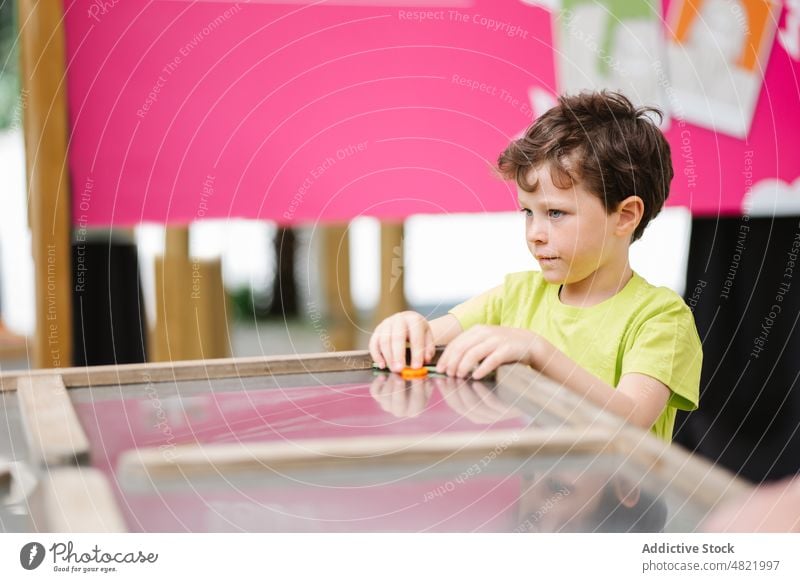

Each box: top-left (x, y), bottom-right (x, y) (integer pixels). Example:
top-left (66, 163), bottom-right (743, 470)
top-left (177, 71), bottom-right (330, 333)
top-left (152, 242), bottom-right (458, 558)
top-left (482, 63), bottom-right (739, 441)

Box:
top-left (548, 209), bottom-right (564, 218)
top-left (520, 208), bottom-right (532, 217)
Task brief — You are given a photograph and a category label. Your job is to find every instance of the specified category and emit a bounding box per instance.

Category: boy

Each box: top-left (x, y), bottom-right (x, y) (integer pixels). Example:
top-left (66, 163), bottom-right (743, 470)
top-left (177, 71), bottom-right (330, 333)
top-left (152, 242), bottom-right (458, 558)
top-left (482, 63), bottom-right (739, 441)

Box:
top-left (368, 90), bottom-right (701, 441)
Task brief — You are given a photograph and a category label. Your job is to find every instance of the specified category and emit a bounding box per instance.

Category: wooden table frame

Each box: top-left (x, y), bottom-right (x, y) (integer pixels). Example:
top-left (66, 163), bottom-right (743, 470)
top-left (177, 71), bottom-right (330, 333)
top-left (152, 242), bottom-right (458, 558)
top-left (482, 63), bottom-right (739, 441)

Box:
top-left (0, 351), bottom-right (750, 532)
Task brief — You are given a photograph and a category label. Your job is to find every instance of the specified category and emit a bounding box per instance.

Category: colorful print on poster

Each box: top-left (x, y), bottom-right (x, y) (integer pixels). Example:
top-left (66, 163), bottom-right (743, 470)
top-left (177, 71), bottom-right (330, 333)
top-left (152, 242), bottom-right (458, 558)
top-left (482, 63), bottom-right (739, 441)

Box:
top-left (555, 0), bottom-right (670, 126)
top-left (666, 0), bottom-right (781, 138)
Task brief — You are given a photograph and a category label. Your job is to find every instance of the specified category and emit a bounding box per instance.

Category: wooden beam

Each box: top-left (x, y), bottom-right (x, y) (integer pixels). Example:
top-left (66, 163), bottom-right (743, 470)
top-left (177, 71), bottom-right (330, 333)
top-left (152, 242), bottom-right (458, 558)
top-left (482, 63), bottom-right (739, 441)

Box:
top-left (492, 364), bottom-right (754, 509)
top-left (320, 224), bottom-right (357, 350)
top-left (374, 222), bottom-right (407, 324)
top-left (118, 427), bottom-right (615, 480)
top-left (497, 364), bottom-right (620, 428)
top-left (35, 468), bottom-right (127, 533)
top-left (16, 375), bottom-right (89, 466)
top-left (119, 434), bottom-right (751, 517)
top-left (611, 426), bottom-right (751, 509)
top-left (0, 349), bottom-right (375, 392)
top-left (150, 228), bottom-right (231, 362)
top-left (151, 227), bottom-right (191, 361)
top-left (194, 258), bottom-right (231, 359)
top-left (165, 227), bottom-right (189, 259)
top-left (19, 0), bottom-right (73, 369)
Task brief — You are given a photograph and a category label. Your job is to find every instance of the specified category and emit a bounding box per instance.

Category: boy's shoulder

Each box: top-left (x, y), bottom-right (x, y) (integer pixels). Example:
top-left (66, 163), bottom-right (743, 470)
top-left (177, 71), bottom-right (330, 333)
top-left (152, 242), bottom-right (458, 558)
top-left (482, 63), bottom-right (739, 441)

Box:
top-left (629, 273), bottom-right (692, 314)
top-left (625, 275), bottom-right (699, 340)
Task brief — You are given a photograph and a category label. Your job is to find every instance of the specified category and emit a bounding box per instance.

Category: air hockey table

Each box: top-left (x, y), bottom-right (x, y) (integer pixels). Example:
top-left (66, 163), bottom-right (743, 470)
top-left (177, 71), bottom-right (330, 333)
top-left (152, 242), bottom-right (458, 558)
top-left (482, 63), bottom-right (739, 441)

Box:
top-left (0, 350), bottom-right (749, 533)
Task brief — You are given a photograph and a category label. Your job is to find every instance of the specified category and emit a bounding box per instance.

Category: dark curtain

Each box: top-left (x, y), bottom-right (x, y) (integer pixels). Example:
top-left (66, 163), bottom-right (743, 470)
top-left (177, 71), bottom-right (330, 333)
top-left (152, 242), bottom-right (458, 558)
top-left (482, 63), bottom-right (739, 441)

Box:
top-left (676, 216), bottom-right (800, 483)
top-left (268, 227), bottom-right (298, 317)
top-left (72, 241), bottom-right (147, 366)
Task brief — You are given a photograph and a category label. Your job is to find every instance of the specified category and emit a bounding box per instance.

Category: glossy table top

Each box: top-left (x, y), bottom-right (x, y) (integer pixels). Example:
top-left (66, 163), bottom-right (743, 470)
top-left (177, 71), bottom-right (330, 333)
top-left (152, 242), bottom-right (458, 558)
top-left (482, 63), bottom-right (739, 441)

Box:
top-left (64, 370), bottom-right (714, 533)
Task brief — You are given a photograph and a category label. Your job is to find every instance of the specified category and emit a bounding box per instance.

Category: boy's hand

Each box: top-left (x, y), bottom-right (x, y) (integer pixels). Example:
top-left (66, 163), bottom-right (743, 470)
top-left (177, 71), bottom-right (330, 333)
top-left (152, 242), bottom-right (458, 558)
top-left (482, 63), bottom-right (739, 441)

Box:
top-left (369, 311), bottom-right (435, 372)
top-left (436, 325), bottom-right (538, 379)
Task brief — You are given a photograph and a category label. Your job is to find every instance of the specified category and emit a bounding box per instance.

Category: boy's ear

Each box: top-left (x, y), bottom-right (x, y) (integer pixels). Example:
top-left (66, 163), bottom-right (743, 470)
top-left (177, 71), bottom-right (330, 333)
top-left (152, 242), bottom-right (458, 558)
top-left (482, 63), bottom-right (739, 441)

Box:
top-left (614, 196), bottom-right (644, 238)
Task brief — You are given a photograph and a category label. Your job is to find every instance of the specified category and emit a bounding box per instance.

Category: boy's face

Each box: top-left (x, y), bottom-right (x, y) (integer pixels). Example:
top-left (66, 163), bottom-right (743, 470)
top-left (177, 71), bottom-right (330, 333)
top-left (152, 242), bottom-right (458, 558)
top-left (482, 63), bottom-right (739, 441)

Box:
top-left (518, 164), bottom-right (620, 285)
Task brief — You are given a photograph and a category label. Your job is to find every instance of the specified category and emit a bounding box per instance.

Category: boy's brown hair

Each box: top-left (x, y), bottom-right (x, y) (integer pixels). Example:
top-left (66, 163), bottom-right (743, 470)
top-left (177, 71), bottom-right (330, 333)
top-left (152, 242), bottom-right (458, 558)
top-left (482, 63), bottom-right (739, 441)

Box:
top-left (497, 90), bottom-right (673, 241)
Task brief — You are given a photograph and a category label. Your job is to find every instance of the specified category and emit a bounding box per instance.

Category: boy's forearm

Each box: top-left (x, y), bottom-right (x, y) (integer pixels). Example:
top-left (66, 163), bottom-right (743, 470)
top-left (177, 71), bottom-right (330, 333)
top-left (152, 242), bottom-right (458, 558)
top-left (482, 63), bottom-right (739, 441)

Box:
top-left (429, 314), bottom-right (463, 346)
top-left (528, 338), bottom-right (641, 426)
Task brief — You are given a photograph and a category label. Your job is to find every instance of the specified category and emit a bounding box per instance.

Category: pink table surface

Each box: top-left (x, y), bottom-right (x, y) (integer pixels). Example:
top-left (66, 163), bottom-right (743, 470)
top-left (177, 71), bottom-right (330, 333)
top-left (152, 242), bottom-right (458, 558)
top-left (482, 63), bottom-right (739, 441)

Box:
top-left (73, 377), bottom-right (534, 532)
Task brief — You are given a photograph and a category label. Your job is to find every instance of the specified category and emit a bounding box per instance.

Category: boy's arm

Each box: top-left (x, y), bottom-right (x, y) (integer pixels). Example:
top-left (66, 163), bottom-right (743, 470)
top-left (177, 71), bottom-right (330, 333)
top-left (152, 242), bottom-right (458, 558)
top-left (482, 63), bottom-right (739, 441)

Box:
top-left (437, 326), bottom-right (670, 431)
top-left (530, 338), bottom-right (670, 430)
top-left (429, 314), bottom-right (463, 346)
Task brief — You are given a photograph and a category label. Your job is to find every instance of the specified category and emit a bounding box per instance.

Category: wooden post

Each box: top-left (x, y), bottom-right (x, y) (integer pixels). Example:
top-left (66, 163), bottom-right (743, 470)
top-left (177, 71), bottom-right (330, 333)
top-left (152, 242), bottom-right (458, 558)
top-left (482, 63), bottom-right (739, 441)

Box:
top-left (374, 222), bottom-right (407, 324)
top-left (16, 375), bottom-right (89, 467)
top-left (151, 227), bottom-right (230, 361)
top-left (151, 228), bottom-right (190, 361)
top-left (19, 0), bottom-right (73, 368)
top-left (320, 224), bottom-right (357, 351)
top-left (36, 468), bottom-right (127, 533)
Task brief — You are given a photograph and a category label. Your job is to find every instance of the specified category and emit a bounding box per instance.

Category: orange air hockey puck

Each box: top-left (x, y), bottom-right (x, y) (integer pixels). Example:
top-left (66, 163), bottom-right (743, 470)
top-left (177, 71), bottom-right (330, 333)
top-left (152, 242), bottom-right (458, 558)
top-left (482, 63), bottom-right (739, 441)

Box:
top-left (400, 367), bottom-right (429, 379)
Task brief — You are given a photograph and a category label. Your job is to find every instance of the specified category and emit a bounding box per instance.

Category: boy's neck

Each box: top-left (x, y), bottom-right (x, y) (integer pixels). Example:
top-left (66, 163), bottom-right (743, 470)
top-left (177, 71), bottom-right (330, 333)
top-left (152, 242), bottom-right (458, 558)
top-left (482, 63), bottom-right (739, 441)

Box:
top-left (558, 258), bottom-right (634, 307)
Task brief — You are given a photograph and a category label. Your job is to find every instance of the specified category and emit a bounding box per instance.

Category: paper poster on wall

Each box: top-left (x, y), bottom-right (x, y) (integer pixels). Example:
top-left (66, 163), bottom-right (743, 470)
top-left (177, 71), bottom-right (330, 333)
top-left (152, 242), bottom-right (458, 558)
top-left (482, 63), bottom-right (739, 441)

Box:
top-left (666, 0), bottom-right (781, 138)
top-left (555, 0), bottom-right (669, 125)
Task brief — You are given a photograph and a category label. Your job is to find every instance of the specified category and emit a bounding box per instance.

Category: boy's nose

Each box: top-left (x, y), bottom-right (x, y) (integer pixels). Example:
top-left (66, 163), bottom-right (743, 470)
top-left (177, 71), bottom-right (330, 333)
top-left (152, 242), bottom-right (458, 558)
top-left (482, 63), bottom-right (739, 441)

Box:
top-left (526, 218), bottom-right (548, 244)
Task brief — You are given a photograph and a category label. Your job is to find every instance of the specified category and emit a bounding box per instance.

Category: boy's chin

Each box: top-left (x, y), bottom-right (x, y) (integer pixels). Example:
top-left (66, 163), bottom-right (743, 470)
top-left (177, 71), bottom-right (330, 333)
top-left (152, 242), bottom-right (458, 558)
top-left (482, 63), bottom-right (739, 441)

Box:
top-left (539, 270), bottom-right (566, 284)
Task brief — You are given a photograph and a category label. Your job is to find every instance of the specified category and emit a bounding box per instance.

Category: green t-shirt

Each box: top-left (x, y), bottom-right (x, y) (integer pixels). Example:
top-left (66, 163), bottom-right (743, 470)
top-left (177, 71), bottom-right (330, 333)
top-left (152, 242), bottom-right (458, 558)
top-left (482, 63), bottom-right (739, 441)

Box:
top-left (449, 271), bottom-right (702, 441)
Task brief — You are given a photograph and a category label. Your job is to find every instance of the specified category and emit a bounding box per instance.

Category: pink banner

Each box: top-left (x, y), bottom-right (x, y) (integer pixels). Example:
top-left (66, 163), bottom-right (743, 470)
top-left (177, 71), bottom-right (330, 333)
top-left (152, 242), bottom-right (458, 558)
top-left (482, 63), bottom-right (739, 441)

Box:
top-left (66, 0), bottom-right (551, 225)
top-left (64, 1), bottom-right (800, 224)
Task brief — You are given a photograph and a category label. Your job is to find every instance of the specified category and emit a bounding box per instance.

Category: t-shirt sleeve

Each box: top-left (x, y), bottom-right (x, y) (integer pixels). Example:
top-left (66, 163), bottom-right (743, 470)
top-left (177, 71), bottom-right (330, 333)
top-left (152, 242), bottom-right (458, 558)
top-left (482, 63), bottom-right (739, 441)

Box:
top-left (621, 300), bottom-right (702, 411)
top-left (448, 283), bottom-right (505, 330)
